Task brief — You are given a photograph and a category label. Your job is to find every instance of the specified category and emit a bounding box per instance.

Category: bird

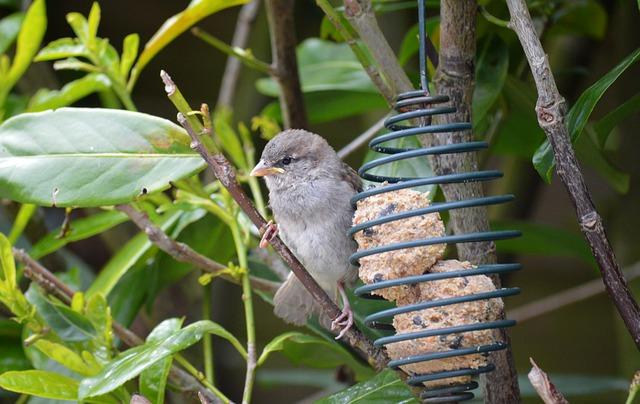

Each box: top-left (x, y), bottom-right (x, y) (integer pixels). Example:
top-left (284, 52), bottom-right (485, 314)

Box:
top-left (250, 129), bottom-right (362, 339)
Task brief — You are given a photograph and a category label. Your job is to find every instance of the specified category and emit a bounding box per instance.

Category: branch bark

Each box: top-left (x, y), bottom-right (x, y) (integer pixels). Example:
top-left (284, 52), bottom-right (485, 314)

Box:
top-left (216, 0), bottom-right (262, 110)
top-left (265, 0), bottom-right (308, 129)
top-left (506, 0), bottom-right (640, 348)
top-left (12, 248), bottom-right (221, 403)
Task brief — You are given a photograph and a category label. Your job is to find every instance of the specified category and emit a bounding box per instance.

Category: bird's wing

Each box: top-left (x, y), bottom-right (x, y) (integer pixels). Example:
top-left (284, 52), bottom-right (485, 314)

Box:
top-left (341, 162), bottom-right (363, 193)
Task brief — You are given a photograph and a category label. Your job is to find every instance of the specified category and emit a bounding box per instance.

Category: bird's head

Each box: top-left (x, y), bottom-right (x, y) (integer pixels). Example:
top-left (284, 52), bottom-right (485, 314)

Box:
top-left (250, 129), bottom-right (339, 189)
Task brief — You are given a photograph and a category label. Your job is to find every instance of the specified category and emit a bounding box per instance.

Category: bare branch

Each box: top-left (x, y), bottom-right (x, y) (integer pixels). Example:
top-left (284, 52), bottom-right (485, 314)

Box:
top-left (510, 262), bottom-right (640, 323)
top-left (528, 358), bottom-right (569, 404)
top-left (12, 248), bottom-right (220, 403)
top-left (265, 0), bottom-right (308, 129)
top-left (506, 0), bottom-right (640, 348)
top-left (216, 0), bottom-right (262, 109)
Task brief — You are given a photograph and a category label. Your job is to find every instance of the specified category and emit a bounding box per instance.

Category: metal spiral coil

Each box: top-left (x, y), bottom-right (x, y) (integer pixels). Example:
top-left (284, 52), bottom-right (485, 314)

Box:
top-left (348, 1), bottom-right (521, 401)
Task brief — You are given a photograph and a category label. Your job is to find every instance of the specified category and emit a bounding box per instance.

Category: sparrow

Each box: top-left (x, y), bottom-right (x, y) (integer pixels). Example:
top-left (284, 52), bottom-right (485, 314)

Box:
top-left (250, 129), bottom-right (362, 339)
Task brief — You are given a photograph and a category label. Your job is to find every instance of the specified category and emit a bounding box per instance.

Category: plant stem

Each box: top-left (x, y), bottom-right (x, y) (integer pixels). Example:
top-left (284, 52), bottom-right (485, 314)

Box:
top-left (174, 354), bottom-right (229, 404)
top-left (202, 282), bottom-right (215, 385)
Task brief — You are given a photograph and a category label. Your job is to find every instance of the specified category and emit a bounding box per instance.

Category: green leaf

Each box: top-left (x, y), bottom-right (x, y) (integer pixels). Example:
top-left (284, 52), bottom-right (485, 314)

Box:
top-left (25, 285), bottom-right (96, 342)
top-left (593, 92), bottom-right (640, 148)
top-left (0, 12), bottom-right (24, 55)
top-left (33, 339), bottom-right (99, 376)
top-left (0, 338), bottom-right (30, 373)
top-left (257, 332), bottom-right (374, 380)
top-left (85, 293), bottom-right (112, 347)
top-left (533, 47), bottom-right (640, 181)
top-left (35, 37), bottom-right (87, 62)
top-left (214, 111), bottom-right (247, 170)
top-left (0, 108), bottom-right (206, 207)
top-left (27, 73), bottom-right (111, 112)
top-left (86, 209), bottom-right (182, 299)
top-left (30, 209), bottom-right (128, 260)
top-left (0, 370), bottom-right (78, 400)
top-left (78, 320), bottom-right (244, 399)
top-left (120, 33), bottom-right (139, 79)
top-left (493, 221), bottom-right (593, 265)
top-left (66, 11), bottom-right (89, 43)
top-left (0, 232), bottom-right (16, 287)
top-left (473, 35), bottom-right (508, 127)
top-left (7, 203), bottom-right (36, 243)
top-left (86, 2), bottom-right (101, 45)
top-left (549, 0), bottom-right (607, 40)
top-left (575, 127), bottom-right (629, 194)
top-left (398, 18), bottom-right (439, 66)
top-left (1, 0), bottom-right (46, 96)
top-left (139, 318), bottom-right (183, 404)
top-left (129, 0), bottom-right (249, 88)
top-left (316, 369), bottom-right (418, 404)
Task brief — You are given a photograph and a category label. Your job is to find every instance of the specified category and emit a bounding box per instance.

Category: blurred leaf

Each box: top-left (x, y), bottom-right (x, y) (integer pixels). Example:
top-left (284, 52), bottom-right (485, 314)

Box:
top-left (256, 368), bottom-right (341, 388)
top-left (398, 18), bottom-right (439, 67)
top-left (316, 369), bottom-right (418, 404)
top-left (25, 286), bottom-right (96, 342)
top-left (575, 128), bottom-right (629, 194)
top-left (66, 11), bottom-right (89, 43)
top-left (86, 2), bottom-right (101, 45)
top-left (27, 73), bottom-right (111, 112)
top-left (533, 48), bottom-right (640, 182)
top-left (78, 320), bottom-right (244, 399)
top-left (518, 374), bottom-right (629, 397)
top-left (30, 210), bottom-right (128, 260)
top-left (593, 92), bottom-right (640, 148)
top-left (258, 332), bottom-right (374, 380)
top-left (7, 203), bottom-right (36, 243)
top-left (33, 339), bottom-right (99, 376)
top-left (0, 12), bottom-right (24, 55)
top-left (0, 370), bottom-right (78, 400)
top-left (473, 35), bottom-right (508, 127)
top-left (549, 0), bottom-right (607, 39)
top-left (139, 318), bottom-right (183, 404)
top-left (493, 221), bottom-right (593, 265)
top-left (0, 338), bottom-right (30, 373)
top-left (214, 111), bottom-right (247, 170)
top-left (1, 0), bottom-right (46, 99)
top-left (493, 76), bottom-right (544, 158)
top-left (129, 0), bottom-right (249, 88)
top-left (0, 231), bottom-right (16, 288)
top-left (35, 37), bottom-right (88, 62)
top-left (119, 33), bottom-right (139, 79)
top-left (361, 135), bottom-right (435, 197)
top-left (84, 293), bottom-right (112, 347)
top-left (86, 209), bottom-right (182, 299)
top-left (0, 108), bottom-right (205, 207)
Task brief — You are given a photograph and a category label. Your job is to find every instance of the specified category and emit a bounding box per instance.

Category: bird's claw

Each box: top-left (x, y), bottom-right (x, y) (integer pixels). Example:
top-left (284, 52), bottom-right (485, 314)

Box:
top-left (331, 306), bottom-right (354, 340)
top-left (259, 220), bottom-right (278, 248)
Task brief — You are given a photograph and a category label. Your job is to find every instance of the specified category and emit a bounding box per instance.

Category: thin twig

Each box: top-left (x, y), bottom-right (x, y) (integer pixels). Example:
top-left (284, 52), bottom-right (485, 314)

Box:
top-left (509, 262), bottom-right (640, 323)
top-left (115, 204), bottom-right (279, 294)
top-left (528, 358), bottom-right (569, 404)
top-left (12, 248), bottom-right (222, 403)
top-left (506, 0), bottom-right (640, 348)
top-left (215, 0), bottom-right (262, 109)
top-left (161, 71), bottom-right (388, 370)
top-left (265, 0), bottom-right (308, 129)
top-left (337, 116), bottom-right (386, 159)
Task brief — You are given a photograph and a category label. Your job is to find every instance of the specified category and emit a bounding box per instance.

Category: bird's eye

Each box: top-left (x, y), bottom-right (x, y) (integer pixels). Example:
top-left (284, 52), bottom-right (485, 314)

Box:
top-left (282, 157), bottom-right (292, 165)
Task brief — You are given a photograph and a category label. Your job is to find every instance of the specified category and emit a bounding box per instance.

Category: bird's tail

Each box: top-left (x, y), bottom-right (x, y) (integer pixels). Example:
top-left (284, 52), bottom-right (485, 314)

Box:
top-left (274, 273), bottom-right (332, 327)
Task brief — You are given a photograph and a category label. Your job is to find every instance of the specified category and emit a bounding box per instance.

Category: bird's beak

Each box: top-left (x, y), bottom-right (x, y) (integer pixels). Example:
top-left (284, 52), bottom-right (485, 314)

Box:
top-left (250, 160), bottom-right (285, 177)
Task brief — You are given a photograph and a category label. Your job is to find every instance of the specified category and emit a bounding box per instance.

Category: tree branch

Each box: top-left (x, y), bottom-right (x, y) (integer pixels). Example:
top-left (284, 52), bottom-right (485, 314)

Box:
top-left (506, 0), bottom-right (640, 348)
top-left (216, 0), bottom-right (262, 109)
top-left (115, 204), bottom-right (280, 294)
top-left (265, 0), bottom-right (308, 129)
top-left (11, 248), bottom-right (222, 403)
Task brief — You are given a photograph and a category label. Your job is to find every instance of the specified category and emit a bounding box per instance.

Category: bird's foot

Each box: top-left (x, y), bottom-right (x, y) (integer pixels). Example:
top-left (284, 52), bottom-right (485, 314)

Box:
top-left (331, 306), bottom-right (354, 340)
top-left (332, 281), bottom-right (354, 340)
top-left (259, 220), bottom-right (278, 248)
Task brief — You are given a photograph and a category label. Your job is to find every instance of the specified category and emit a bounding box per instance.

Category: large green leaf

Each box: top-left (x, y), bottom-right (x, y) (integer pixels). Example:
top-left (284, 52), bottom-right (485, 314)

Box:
top-left (473, 35), bottom-right (509, 127)
top-left (0, 370), bottom-right (78, 400)
top-left (0, 108), bottom-right (205, 207)
top-left (78, 320), bottom-right (243, 399)
top-left (0, 12), bottom-right (24, 55)
top-left (139, 318), bottom-right (183, 404)
top-left (533, 48), bottom-right (640, 181)
top-left (27, 73), bottom-right (111, 112)
top-left (316, 369), bottom-right (418, 404)
top-left (128, 0), bottom-right (249, 88)
top-left (25, 285), bottom-right (96, 342)
top-left (32, 339), bottom-right (99, 376)
top-left (257, 332), bottom-right (374, 381)
top-left (30, 210), bottom-right (129, 260)
top-left (86, 209), bottom-right (182, 299)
